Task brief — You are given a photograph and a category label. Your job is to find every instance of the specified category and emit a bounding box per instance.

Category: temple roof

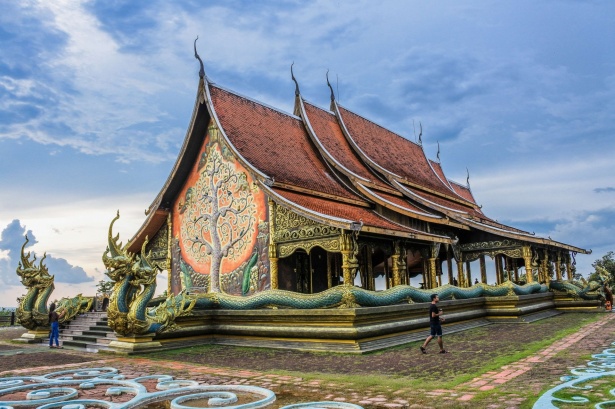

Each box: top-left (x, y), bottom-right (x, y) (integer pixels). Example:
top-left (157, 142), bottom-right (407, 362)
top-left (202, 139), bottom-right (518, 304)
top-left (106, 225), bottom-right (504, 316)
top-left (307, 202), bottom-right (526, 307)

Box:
top-left (126, 71), bottom-right (590, 255)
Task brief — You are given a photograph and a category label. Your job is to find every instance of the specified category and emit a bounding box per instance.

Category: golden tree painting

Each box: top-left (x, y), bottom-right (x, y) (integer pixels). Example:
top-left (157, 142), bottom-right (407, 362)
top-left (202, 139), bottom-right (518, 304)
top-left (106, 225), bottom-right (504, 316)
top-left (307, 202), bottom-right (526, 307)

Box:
top-left (176, 126), bottom-right (265, 293)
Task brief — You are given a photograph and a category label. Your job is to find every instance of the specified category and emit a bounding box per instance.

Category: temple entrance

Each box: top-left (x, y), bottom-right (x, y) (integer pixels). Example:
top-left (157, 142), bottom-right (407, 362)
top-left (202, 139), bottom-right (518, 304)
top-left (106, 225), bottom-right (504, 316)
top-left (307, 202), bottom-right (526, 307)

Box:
top-left (277, 247), bottom-right (330, 294)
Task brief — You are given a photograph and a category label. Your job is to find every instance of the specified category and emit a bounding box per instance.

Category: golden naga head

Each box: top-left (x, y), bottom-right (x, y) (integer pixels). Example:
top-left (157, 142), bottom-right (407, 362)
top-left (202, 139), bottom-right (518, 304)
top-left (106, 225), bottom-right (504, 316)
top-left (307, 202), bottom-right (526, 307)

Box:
top-left (103, 211), bottom-right (135, 280)
top-left (16, 235), bottom-right (54, 287)
top-left (130, 236), bottom-right (158, 286)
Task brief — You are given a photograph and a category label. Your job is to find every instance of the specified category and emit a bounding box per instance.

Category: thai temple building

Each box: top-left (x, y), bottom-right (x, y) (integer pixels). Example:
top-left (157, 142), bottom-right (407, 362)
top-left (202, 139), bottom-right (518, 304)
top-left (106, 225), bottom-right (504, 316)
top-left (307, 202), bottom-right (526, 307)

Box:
top-left (124, 52), bottom-right (589, 299)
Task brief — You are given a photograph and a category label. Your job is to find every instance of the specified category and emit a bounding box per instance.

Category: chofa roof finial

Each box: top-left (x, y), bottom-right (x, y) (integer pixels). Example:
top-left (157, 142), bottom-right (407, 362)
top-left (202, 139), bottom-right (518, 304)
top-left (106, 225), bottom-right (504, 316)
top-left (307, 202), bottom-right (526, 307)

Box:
top-left (466, 167), bottom-right (471, 186)
top-left (326, 70), bottom-right (335, 102)
top-left (437, 141), bottom-right (441, 162)
top-left (418, 122), bottom-right (423, 145)
top-left (326, 69), bottom-right (336, 111)
top-left (291, 62), bottom-right (300, 96)
top-left (194, 36), bottom-right (205, 79)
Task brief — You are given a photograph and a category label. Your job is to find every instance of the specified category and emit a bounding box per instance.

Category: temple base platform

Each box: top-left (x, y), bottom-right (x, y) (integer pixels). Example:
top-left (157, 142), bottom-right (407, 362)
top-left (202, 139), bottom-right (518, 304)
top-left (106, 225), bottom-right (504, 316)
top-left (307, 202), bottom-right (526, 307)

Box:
top-left (104, 292), bottom-right (606, 355)
top-left (13, 329), bottom-right (49, 344)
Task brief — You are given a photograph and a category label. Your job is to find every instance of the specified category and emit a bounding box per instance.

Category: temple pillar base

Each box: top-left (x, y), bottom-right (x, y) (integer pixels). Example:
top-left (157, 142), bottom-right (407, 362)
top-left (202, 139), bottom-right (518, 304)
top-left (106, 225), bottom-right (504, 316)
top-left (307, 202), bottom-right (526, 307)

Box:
top-left (108, 334), bottom-right (163, 354)
top-left (13, 329), bottom-right (49, 343)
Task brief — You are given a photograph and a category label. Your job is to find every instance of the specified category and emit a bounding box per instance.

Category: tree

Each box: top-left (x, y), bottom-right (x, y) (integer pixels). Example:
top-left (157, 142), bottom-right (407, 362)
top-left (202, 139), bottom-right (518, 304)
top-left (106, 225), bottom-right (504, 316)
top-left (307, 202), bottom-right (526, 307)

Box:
top-left (96, 279), bottom-right (114, 296)
top-left (591, 251), bottom-right (615, 284)
top-left (181, 139), bottom-right (257, 293)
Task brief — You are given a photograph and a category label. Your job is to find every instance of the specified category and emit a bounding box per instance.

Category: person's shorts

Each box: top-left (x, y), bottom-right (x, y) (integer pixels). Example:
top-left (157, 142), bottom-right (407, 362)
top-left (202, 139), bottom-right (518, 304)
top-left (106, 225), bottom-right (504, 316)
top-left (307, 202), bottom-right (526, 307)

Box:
top-left (430, 322), bottom-right (443, 337)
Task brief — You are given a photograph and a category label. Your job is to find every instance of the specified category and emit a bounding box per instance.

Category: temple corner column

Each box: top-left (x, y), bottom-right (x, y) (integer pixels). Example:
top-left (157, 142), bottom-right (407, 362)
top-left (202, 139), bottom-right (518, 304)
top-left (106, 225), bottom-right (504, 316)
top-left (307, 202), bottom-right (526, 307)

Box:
top-left (522, 245), bottom-right (534, 283)
top-left (268, 199), bottom-right (278, 289)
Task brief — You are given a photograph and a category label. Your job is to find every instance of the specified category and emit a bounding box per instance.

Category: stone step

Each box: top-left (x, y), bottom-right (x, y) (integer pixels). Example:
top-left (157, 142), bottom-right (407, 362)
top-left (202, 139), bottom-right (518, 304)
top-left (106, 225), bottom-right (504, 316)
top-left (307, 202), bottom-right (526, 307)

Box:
top-left (65, 324), bottom-right (113, 332)
top-left (62, 340), bottom-right (114, 353)
top-left (62, 334), bottom-right (115, 345)
top-left (67, 319), bottom-right (108, 325)
top-left (58, 311), bottom-right (114, 353)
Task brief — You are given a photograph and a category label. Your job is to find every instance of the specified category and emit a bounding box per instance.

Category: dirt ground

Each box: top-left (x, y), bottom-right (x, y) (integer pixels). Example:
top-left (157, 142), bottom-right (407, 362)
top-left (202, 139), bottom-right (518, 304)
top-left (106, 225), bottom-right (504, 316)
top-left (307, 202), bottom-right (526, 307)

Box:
top-left (143, 313), bottom-right (610, 382)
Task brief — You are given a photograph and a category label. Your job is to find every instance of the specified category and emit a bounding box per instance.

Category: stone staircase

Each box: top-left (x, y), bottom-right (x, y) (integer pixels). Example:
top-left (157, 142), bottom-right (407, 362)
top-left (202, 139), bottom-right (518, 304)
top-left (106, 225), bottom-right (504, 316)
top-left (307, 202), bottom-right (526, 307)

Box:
top-left (60, 312), bottom-right (117, 352)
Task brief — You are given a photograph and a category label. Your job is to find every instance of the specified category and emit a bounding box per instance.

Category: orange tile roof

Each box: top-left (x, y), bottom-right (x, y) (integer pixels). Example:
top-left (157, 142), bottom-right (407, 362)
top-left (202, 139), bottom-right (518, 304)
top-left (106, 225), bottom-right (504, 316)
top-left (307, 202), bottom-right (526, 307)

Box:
top-left (273, 188), bottom-right (437, 236)
top-left (337, 106), bottom-right (466, 199)
top-left (303, 102), bottom-right (390, 190)
top-left (209, 85), bottom-right (358, 202)
top-left (450, 181), bottom-right (478, 205)
top-left (429, 160), bottom-right (458, 195)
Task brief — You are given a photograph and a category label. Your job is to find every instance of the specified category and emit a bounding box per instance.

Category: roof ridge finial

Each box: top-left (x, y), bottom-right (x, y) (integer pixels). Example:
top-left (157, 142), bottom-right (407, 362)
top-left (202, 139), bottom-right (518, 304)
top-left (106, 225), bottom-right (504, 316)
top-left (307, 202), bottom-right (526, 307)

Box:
top-left (466, 167), bottom-right (471, 187)
top-left (194, 36), bottom-right (205, 79)
top-left (437, 141), bottom-right (440, 162)
top-left (418, 122), bottom-right (423, 145)
top-left (291, 62), bottom-right (300, 96)
top-left (326, 69), bottom-right (336, 110)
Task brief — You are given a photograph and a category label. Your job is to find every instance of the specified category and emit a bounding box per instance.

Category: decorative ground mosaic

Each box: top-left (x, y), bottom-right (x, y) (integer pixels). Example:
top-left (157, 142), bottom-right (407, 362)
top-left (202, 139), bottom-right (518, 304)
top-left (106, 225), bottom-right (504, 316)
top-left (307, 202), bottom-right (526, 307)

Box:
top-left (0, 367), bottom-right (364, 409)
top-left (533, 341), bottom-right (615, 408)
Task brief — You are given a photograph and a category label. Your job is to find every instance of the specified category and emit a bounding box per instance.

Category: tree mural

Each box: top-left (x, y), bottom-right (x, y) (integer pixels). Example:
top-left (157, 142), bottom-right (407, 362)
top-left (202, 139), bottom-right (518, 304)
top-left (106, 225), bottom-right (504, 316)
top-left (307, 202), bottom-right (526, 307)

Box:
top-left (179, 136), bottom-right (258, 293)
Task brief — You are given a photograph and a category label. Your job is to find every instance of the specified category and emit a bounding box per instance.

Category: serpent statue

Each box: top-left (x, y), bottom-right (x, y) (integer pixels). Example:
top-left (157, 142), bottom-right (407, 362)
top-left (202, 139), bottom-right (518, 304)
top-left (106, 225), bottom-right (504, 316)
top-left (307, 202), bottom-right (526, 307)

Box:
top-left (548, 266), bottom-right (610, 301)
top-left (15, 236), bottom-right (93, 330)
top-left (15, 236), bottom-right (55, 330)
top-left (103, 212), bottom-right (605, 336)
top-left (103, 212), bottom-right (197, 336)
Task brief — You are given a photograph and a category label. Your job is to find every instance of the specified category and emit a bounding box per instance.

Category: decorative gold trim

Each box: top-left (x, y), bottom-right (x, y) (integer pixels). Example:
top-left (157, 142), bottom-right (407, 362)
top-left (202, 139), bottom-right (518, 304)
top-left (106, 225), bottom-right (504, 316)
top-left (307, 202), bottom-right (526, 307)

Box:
top-left (278, 237), bottom-right (341, 258)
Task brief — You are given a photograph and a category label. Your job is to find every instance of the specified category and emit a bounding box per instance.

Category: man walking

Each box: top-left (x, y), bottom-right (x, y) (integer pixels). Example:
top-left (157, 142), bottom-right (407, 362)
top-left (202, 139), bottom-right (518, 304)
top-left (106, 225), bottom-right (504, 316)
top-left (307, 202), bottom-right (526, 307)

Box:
top-left (420, 293), bottom-right (447, 354)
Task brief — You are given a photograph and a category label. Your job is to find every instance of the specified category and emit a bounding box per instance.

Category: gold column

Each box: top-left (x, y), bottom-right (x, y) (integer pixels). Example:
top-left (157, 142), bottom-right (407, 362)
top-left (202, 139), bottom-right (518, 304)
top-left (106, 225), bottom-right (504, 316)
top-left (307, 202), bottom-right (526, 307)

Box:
top-left (268, 199), bottom-right (278, 289)
top-left (498, 255), bottom-right (505, 283)
top-left (566, 254), bottom-right (573, 281)
top-left (457, 260), bottom-right (464, 287)
top-left (166, 213), bottom-right (172, 295)
top-left (556, 252), bottom-right (562, 281)
top-left (391, 253), bottom-right (400, 287)
top-left (522, 246), bottom-right (534, 283)
top-left (480, 255), bottom-right (487, 284)
top-left (542, 249), bottom-right (550, 284)
top-left (429, 258), bottom-right (437, 289)
top-left (340, 232), bottom-right (358, 286)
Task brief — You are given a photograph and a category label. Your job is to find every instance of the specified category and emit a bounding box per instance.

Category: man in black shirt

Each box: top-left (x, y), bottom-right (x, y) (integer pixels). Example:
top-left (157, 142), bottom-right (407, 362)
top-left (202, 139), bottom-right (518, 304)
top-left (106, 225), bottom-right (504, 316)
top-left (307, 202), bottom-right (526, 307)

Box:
top-left (420, 293), bottom-right (447, 354)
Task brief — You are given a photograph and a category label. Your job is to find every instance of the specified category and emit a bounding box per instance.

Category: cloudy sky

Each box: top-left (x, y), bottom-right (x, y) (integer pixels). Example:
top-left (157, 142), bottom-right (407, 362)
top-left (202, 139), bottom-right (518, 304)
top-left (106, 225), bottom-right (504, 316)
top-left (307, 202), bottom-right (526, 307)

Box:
top-left (1, 0), bottom-right (614, 307)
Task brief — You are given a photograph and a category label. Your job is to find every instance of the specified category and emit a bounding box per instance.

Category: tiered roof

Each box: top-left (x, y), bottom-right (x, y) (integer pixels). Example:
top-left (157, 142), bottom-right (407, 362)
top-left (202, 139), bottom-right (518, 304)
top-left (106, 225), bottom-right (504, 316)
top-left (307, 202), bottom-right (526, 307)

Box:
top-left (127, 69), bottom-right (589, 255)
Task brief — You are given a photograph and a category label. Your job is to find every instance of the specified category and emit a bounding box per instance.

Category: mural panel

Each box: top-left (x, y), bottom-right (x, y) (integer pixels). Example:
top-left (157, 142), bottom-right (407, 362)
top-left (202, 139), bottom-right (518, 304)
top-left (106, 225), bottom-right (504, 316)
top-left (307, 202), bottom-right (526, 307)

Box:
top-left (172, 123), bottom-right (269, 294)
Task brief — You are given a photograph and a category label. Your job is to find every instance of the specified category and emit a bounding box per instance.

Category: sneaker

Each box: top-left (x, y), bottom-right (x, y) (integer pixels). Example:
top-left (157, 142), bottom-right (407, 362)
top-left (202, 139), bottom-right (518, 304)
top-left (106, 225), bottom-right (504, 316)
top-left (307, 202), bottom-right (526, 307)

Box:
top-left (420, 346), bottom-right (426, 354)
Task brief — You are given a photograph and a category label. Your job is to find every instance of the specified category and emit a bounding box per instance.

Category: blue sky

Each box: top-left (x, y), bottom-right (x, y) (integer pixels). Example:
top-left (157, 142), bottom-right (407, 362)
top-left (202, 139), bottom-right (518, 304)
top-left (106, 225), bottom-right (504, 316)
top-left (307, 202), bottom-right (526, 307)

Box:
top-left (1, 1), bottom-right (614, 306)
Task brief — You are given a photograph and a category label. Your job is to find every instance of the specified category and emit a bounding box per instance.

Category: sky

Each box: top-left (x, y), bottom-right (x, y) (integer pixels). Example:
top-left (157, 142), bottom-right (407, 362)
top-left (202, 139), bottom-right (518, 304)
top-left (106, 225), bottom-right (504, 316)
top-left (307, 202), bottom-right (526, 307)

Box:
top-left (1, 0), bottom-right (614, 307)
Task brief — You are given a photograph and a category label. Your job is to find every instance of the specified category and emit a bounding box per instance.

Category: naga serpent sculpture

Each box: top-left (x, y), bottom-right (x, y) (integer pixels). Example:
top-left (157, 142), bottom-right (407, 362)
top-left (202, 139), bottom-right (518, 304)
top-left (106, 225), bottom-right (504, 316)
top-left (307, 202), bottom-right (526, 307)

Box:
top-left (104, 212), bottom-right (603, 337)
top-left (103, 212), bottom-right (196, 336)
top-left (15, 236), bottom-right (93, 330)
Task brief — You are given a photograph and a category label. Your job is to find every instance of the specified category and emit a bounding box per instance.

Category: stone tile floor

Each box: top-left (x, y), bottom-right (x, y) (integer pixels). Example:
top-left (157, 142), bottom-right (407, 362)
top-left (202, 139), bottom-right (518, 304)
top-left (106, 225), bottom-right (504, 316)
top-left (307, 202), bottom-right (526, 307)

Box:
top-left (2, 313), bottom-right (615, 409)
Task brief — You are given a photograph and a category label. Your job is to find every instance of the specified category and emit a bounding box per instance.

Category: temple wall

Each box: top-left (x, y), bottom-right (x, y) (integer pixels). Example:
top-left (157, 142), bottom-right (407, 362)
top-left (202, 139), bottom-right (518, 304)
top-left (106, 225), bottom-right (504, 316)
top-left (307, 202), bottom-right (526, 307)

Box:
top-left (171, 124), bottom-right (270, 295)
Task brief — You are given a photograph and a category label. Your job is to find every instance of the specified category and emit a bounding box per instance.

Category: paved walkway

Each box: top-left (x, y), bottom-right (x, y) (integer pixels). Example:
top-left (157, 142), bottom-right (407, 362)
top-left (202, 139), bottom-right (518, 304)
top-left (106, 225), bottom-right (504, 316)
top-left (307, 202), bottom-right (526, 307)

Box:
top-left (2, 314), bottom-right (615, 408)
